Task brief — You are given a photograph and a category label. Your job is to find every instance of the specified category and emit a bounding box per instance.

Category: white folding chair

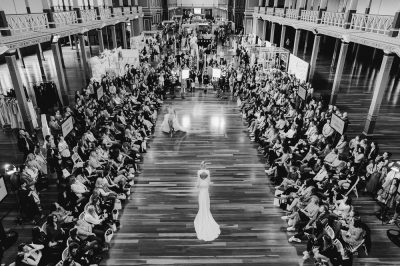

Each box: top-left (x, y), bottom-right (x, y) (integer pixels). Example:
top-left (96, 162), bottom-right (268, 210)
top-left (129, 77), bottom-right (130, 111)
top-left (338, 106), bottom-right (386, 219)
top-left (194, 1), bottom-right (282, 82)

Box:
top-left (350, 238), bottom-right (368, 255)
top-left (71, 153), bottom-right (83, 166)
top-left (324, 225), bottom-right (335, 239)
top-left (61, 247), bottom-right (69, 261)
top-left (105, 228), bottom-right (114, 243)
top-left (333, 239), bottom-right (348, 260)
top-left (345, 177), bottom-right (360, 198)
top-left (41, 222), bottom-right (47, 233)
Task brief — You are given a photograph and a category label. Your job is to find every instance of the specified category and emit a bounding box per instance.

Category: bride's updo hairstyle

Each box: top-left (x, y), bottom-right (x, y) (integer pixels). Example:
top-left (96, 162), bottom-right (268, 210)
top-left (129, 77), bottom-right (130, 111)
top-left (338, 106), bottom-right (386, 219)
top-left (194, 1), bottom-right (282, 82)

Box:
top-left (199, 161), bottom-right (208, 179)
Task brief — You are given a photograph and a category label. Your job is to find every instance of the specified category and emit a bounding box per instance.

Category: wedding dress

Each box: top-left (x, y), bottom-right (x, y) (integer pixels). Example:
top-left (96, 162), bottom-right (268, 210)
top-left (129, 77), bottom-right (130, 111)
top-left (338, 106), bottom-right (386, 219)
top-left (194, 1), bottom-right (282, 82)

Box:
top-left (160, 107), bottom-right (185, 133)
top-left (194, 169), bottom-right (220, 241)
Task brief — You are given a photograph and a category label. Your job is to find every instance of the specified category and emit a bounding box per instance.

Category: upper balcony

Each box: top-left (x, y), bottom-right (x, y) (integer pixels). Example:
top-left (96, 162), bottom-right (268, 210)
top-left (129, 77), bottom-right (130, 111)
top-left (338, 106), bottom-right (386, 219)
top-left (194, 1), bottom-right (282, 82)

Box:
top-left (253, 7), bottom-right (400, 55)
top-left (0, 7), bottom-right (143, 49)
top-left (5, 13), bottom-right (49, 35)
top-left (52, 11), bottom-right (79, 28)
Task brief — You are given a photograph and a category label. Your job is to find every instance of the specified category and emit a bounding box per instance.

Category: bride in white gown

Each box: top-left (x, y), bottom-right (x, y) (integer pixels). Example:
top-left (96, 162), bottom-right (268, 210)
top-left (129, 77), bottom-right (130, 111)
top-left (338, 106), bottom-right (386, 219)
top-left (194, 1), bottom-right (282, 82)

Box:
top-left (194, 161), bottom-right (220, 241)
top-left (160, 105), bottom-right (185, 134)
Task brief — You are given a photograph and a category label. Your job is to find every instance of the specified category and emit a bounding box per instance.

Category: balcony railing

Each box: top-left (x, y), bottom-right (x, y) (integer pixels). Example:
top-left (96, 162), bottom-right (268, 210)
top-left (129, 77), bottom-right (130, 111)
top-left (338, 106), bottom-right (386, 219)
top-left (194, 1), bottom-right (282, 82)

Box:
top-left (350, 13), bottom-right (394, 35)
top-left (286, 8), bottom-right (298, 20)
top-left (266, 7), bottom-right (274, 15)
top-left (259, 7), bottom-right (265, 14)
top-left (113, 7), bottom-right (123, 17)
top-left (53, 11), bottom-right (78, 27)
top-left (6, 13), bottom-right (49, 35)
top-left (123, 7), bottom-right (131, 15)
top-left (99, 8), bottom-right (111, 19)
top-left (300, 10), bottom-right (319, 23)
top-left (321, 11), bottom-right (346, 27)
top-left (81, 9), bottom-right (97, 22)
top-left (275, 8), bottom-right (285, 17)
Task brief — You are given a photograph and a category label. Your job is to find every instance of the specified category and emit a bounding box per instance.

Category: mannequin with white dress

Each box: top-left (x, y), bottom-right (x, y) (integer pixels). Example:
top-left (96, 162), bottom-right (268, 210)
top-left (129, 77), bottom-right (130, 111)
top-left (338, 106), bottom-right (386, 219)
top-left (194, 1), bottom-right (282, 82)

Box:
top-left (194, 161), bottom-right (220, 241)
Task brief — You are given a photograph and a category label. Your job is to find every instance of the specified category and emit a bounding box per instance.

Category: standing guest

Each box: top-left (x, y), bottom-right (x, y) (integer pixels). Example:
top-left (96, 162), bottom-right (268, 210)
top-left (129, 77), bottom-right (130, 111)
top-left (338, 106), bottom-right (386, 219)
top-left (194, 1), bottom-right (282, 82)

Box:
top-left (18, 130), bottom-right (35, 160)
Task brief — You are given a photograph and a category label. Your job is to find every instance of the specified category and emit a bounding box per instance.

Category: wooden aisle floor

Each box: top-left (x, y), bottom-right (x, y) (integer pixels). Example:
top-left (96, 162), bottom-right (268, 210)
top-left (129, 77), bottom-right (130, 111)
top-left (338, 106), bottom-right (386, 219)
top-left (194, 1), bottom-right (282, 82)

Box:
top-left (102, 91), bottom-right (300, 265)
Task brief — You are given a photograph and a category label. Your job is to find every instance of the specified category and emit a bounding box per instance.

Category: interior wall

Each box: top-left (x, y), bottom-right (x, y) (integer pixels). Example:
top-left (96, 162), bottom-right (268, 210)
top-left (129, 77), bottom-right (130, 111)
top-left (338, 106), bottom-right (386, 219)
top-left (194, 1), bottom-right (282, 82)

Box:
top-left (0, 0), bottom-right (27, 14)
top-left (246, 0), bottom-right (259, 10)
top-left (369, 0), bottom-right (400, 15)
top-left (28, 0), bottom-right (44, 12)
top-left (326, 0), bottom-right (340, 12)
top-left (176, 0), bottom-right (216, 7)
top-left (356, 0), bottom-right (368, 13)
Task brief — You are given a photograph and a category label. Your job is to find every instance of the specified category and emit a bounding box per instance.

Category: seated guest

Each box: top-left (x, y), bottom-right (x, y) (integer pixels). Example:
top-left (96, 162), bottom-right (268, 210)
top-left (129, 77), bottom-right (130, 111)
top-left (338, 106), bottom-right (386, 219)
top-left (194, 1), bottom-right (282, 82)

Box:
top-left (50, 202), bottom-right (76, 228)
top-left (312, 235), bottom-right (341, 266)
top-left (283, 195), bottom-right (320, 232)
top-left (324, 149), bottom-right (339, 165)
top-left (84, 205), bottom-right (113, 237)
top-left (340, 219), bottom-right (367, 252)
top-left (70, 177), bottom-right (90, 201)
top-left (313, 164), bottom-right (329, 183)
top-left (15, 243), bottom-right (44, 266)
top-left (45, 214), bottom-right (66, 252)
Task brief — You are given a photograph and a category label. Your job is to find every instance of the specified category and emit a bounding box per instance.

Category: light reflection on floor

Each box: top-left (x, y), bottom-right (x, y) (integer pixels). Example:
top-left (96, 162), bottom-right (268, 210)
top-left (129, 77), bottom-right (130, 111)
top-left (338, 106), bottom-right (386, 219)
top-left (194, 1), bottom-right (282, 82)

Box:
top-left (210, 115), bottom-right (226, 134)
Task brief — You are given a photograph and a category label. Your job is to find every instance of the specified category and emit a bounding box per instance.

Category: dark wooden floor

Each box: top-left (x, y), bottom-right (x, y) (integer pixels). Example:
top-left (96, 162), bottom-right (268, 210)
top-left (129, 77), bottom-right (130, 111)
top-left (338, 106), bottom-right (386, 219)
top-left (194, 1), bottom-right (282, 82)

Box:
top-left (102, 92), bottom-right (299, 265)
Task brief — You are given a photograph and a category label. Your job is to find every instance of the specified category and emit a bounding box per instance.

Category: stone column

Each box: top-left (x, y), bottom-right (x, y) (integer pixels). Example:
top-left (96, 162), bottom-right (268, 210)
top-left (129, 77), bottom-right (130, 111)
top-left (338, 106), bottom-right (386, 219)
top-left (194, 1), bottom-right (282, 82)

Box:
top-left (344, 0), bottom-right (358, 29)
top-left (0, 9), bottom-right (11, 36)
top-left (293, 28), bottom-right (301, 56)
top-left (72, 0), bottom-right (82, 23)
top-left (121, 22), bottom-right (128, 49)
top-left (270, 22), bottom-right (275, 44)
top-left (319, 0), bottom-right (328, 10)
top-left (262, 20), bottom-right (267, 41)
top-left (303, 31), bottom-right (309, 54)
top-left (97, 28), bottom-right (105, 52)
top-left (58, 41), bottom-right (66, 68)
top-left (74, 34), bottom-right (80, 58)
top-left (69, 35), bottom-right (73, 49)
top-left (51, 43), bottom-right (68, 106)
top-left (330, 41), bottom-right (349, 104)
top-left (104, 27), bottom-right (110, 49)
top-left (308, 34), bottom-right (320, 81)
top-left (280, 25), bottom-right (286, 48)
top-left (110, 25), bottom-right (117, 48)
top-left (5, 52), bottom-right (33, 131)
top-left (363, 53), bottom-right (395, 135)
top-left (17, 48), bottom-right (26, 68)
top-left (252, 16), bottom-right (258, 35)
top-left (36, 44), bottom-right (47, 81)
top-left (78, 33), bottom-right (90, 82)
top-left (132, 18), bottom-right (140, 36)
top-left (389, 9), bottom-right (400, 37)
top-left (87, 32), bottom-right (93, 57)
top-left (130, 19), bottom-right (135, 35)
top-left (330, 38), bottom-right (340, 68)
top-left (139, 16), bottom-right (143, 33)
top-left (38, 43), bottom-right (45, 61)
top-left (365, 0), bottom-right (372, 14)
